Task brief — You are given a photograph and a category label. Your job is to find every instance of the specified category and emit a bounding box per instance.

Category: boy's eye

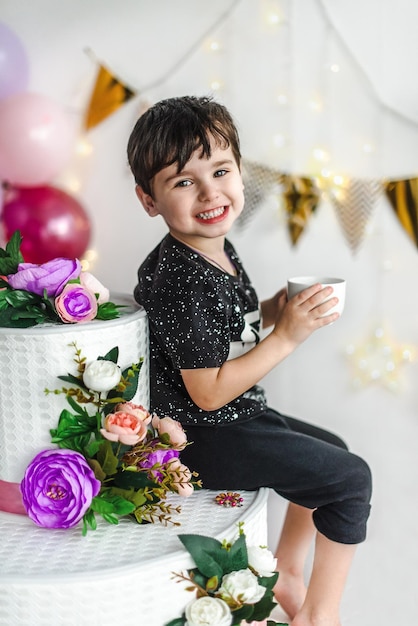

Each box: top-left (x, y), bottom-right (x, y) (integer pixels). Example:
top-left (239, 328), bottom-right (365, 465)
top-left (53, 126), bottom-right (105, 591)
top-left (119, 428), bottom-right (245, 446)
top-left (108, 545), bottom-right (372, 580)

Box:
top-left (214, 169), bottom-right (227, 178)
top-left (175, 179), bottom-right (192, 188)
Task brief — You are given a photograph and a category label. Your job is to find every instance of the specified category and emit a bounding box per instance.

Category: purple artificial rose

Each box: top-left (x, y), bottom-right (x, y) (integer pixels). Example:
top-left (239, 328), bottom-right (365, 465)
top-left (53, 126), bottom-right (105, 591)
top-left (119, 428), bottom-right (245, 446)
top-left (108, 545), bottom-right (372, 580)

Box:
top-left (55, 283), bottom-right (98, 323)
top-left (20, 449), bottom-right (101, 529)
top-left (7, 258), bottom-right (81, 297)
top-left (140, 448), bottom-right (180, 482)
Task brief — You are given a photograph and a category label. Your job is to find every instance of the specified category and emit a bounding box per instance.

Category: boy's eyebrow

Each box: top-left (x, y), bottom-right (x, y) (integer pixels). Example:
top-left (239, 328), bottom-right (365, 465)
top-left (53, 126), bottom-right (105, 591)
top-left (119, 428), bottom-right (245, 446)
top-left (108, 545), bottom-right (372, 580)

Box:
top-left (163, 159), bottom-right (235, 184)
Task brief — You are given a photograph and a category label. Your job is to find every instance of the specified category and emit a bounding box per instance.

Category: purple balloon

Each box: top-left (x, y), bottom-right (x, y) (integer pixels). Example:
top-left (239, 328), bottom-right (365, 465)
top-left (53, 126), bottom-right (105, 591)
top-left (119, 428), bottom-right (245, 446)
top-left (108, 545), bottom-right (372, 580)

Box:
top-left (0, 22), bottom-right (30, 100)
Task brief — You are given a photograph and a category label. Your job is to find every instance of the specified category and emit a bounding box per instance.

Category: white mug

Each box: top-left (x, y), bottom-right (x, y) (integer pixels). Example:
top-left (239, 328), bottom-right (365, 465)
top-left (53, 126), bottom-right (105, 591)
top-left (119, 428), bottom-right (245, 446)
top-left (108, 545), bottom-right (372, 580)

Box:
top-left (287, 276), bottom-right (346, 317)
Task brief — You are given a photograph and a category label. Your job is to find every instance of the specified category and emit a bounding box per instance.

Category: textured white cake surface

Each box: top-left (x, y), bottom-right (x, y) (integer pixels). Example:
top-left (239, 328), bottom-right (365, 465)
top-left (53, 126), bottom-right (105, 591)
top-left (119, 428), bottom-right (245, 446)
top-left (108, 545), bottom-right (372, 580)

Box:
top-left (0, 295), bottom-right (149, 483)
top-left (0, 488), bottom-right (269, 626)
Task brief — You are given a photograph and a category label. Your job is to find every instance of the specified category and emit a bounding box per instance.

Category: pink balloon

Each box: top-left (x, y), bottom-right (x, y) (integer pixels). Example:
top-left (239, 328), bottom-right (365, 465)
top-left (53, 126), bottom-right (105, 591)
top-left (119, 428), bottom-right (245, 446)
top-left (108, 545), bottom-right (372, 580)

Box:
top-left (1, 185), bottom-right (91, 264)
top-left (0, 93), bottom-right (75, 187)
top-left (0, 22), bottom-right (30, 100)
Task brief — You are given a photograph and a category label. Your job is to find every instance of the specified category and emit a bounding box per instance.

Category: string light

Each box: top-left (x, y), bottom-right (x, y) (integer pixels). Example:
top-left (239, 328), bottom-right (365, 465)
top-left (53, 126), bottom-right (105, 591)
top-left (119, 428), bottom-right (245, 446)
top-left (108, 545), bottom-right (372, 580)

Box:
top-left (345, 326), bottom-right (415, 392)
top-left (209, 79), bottom-right (222, 91)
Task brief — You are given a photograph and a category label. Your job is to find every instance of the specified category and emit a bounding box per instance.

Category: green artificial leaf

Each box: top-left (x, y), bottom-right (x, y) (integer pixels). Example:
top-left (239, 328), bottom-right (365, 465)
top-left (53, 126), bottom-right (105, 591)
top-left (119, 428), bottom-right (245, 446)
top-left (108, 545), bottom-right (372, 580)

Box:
top-left (104, 360), bottom-right (143, 412)
top-left (178, 534), bottom-right (226, 580)
top-left (259, 572), bottom-right (279, 591)
top-left (5, 289), bottom-right (41, 307)
top-left (96, 439), bottom-right (119, 476)
top-left (111, 468), bottom-right (160, 490)
top-left (49, 408), bottom-right (96, 452)
top-left (109, 485), bottom-right (148, 508)
top-left (0, 307), bottom-right (41, 328)
top-left (96, 302), bottom-right (125, 320)
top-left (224, 532), bottom-right (248, 573)
top-left (65, 394), bottom-right (91, 416)
top-left (58, 373), bottom-right (86, 390)
top-left (267, 622), bottom-right (288, 626)
top-left (164, 619), bottom-right (186, 626)
top-left (93, 491), bottom-right (136, 516)
top-left (249, 589), bottom-right (277, 622)
top-left (0, 230), bottom-right (24, 275)
top-left (99, 346), bottom-right (119, 363)
top-left (82, 509), bottom-right (97, 536)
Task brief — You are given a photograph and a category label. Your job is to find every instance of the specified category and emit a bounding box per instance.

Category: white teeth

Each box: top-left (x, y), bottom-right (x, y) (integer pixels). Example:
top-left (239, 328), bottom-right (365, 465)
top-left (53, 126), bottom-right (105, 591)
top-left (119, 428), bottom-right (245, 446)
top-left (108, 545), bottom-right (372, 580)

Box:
top-left (197, 207), bottom-right (225, 220)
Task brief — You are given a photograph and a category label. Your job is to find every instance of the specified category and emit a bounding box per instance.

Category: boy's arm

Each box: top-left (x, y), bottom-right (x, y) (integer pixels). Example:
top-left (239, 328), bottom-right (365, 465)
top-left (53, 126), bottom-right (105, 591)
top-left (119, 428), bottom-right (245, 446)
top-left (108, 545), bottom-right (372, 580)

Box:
top-left (181, 283), bottom-right (339, 411)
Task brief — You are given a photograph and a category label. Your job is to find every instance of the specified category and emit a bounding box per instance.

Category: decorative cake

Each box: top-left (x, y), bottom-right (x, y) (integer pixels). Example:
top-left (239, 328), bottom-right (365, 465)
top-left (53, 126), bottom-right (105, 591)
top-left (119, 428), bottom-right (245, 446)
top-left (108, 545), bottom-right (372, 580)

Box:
top-left (0, 234), bottom-right (271, 626)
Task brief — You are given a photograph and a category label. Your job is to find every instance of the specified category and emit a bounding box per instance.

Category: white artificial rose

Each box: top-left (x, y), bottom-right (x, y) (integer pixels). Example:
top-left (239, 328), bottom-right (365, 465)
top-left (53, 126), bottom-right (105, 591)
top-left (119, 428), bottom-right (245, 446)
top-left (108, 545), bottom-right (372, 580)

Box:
top-left (79, 271), bottom-right (110, 304)
top-left (218, 568), bottom-right (266, 605)
top-left (83, 360), bottom-right (121, 392)
top-left (247, 545), bottom-right (278, 577)
top-left (185, 597), bottom-right (232, 626)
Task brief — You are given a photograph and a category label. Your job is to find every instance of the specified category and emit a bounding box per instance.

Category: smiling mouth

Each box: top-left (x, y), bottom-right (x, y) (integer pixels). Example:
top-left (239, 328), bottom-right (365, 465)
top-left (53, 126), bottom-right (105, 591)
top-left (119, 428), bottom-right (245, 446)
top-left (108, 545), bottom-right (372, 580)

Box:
top-left (196, 207), bottom-right (226, 220)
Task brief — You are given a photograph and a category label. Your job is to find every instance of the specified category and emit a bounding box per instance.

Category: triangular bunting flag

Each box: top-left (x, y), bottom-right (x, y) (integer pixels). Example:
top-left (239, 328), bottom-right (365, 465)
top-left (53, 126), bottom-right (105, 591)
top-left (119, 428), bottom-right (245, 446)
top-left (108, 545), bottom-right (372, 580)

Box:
top-left (238, 160), bottom-right (283, 228)
top-left (281, 175), bottom-right (320, 245)
top-left (329, 179), bottom-right (382, 253)
top-left (84, 64), bottom-right (137, 130)
top-left (384, 177), bottom-right (418, 249)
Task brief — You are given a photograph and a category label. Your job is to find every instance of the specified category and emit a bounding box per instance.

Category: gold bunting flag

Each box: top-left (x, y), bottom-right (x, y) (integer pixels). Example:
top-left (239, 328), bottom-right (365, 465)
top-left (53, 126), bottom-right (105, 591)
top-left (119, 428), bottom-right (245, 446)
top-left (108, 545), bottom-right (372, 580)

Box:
top-left (84, 64), bottom-right (137, 130)
top-left (329, 179), bottom-right (382, 253)
top-left (281, 175), bottom-right (320, 245)
top-left (384, 177), bottom-right (418, 249)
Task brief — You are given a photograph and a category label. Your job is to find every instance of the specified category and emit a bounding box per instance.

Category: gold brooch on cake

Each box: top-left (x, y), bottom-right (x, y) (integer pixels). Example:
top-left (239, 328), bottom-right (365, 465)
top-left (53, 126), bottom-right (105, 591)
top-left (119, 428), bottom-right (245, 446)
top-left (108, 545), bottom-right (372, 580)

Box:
top-left (214, 491), bottom-right (243, 507)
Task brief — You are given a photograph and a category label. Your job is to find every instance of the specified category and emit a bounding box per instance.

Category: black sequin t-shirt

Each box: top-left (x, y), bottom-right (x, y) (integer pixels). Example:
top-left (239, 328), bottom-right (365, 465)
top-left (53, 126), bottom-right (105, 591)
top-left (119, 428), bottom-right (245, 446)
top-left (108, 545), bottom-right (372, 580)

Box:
top-left (134, 234), bottom-right (267, 426)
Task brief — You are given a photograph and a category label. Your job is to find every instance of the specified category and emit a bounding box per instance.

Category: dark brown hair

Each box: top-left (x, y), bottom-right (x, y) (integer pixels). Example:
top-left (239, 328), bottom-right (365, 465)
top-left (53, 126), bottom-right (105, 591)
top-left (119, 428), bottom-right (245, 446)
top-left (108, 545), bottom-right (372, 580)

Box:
top-left (127, 95), bottom-right (241, 196)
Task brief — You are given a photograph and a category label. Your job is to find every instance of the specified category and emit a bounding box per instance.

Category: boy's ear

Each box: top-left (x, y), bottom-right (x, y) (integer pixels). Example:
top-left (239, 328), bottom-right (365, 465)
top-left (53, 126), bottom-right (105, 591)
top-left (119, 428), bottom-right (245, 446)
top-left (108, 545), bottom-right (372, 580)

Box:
top-left (135, 185), bottom-right (159, 217)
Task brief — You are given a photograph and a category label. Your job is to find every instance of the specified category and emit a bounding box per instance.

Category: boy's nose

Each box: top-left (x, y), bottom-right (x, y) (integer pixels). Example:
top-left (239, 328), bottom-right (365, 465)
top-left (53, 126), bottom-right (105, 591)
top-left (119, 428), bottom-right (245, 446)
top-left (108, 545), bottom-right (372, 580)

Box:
top-left (197, 182), bottom-right (219, 202)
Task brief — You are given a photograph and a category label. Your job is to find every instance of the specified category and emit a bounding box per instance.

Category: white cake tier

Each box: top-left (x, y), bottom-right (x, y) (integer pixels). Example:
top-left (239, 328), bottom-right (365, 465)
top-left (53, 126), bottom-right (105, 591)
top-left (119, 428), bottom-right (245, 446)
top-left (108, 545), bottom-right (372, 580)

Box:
top-left (0, 488), bottom-right (269, 626)
top-left (0, 296), bottom-right (149, 483)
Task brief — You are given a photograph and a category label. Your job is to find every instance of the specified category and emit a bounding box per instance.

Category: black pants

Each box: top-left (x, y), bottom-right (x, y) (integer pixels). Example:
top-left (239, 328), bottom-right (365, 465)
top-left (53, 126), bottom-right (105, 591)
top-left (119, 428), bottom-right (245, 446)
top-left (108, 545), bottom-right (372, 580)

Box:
top-left (181, 408), bottom-right (372, 544)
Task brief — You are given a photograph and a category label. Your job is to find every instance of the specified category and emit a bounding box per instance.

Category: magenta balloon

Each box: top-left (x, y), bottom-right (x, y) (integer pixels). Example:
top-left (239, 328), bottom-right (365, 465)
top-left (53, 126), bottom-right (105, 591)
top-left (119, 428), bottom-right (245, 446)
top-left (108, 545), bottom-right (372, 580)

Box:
top-left (2, 185), bottom-right (91, 264)
top-left (0, 23), bottom-right (30, 100)
top-left (0, 93), bottom-right (75, 187)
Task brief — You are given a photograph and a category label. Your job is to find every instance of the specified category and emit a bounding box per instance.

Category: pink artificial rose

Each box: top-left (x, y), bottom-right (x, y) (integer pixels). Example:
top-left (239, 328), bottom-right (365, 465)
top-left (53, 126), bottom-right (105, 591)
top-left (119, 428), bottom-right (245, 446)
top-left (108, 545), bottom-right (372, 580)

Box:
top-left (167, 458), bottom-right (194, 497)
top-left (55, 283), bottom-right (98, 323)
top-left (100, 411), bottom-right (148, 446)
top-left (115, 402), bottom-right (151, 424)
top-left (7, 258), bottom-right (81, 297)
top-left (79, 271), bottom-right (110, 304)
top-left (152, 415), bottom-right (187, 447)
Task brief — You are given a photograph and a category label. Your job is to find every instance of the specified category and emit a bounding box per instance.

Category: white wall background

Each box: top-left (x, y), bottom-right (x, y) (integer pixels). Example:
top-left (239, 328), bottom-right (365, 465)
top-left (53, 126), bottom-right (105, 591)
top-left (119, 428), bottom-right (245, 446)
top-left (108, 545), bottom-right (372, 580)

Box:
top-left (1, 1), bottom-right (418, 624)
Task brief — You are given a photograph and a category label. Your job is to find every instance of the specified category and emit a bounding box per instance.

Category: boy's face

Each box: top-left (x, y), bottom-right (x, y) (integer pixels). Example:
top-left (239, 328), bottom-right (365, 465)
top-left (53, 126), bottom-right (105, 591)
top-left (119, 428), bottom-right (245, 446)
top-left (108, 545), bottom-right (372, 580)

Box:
top-left (136, 138), bottom-right (244, 247)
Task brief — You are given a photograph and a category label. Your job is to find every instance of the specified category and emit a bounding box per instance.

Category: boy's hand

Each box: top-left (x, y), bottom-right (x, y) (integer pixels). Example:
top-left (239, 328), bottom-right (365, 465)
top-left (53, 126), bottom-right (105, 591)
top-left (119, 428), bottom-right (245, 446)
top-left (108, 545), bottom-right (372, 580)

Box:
top-left (273, 283), bottom-right (339, 347)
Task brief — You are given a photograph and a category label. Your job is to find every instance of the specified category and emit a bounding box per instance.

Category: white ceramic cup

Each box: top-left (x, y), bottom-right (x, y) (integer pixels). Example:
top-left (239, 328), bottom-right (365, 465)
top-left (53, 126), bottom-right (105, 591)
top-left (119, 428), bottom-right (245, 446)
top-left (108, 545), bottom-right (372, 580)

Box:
top-left (287, 276), bottom-right (346, 317)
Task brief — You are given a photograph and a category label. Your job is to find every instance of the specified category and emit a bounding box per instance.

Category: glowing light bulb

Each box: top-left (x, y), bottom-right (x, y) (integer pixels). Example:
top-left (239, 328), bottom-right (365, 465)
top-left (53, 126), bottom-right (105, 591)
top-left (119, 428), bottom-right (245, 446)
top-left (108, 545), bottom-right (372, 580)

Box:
top-left (277, 93), bottom-right (288, 105)
top-left (308, 99), bottom-right (322, 112)
top-left (313, 147), bottom-right (329, 162)
top-left (273, 133), bottom-right (286, 148)
top-left (208, 39), bottom-right (221, 52)
top-left (330, 63), bottom-right (340, 73)
top-left (210, 80), bottom-right (222, 91)
top-left (267, 12), bottom-right (280, 24)
top-left (76, 138), bottom-right (93, 157)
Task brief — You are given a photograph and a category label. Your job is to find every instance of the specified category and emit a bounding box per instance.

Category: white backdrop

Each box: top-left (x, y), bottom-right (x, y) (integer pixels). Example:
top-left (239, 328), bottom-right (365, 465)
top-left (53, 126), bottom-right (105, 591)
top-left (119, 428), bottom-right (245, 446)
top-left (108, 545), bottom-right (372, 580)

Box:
top-left (1, 1), bottom-right (418, 624)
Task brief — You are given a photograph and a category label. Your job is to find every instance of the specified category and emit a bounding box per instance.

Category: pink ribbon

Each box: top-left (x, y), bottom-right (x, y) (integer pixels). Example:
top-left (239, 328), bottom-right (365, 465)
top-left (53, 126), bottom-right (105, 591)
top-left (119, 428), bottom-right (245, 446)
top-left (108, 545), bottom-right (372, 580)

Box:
top-left (0, 479), bottom-right (27, 515)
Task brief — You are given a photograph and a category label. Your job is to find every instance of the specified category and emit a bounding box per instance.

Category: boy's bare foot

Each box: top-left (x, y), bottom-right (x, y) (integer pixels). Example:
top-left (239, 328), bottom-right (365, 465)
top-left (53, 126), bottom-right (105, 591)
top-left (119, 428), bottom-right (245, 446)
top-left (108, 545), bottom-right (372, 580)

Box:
top-left (274, 571), bottom-right (307, 620)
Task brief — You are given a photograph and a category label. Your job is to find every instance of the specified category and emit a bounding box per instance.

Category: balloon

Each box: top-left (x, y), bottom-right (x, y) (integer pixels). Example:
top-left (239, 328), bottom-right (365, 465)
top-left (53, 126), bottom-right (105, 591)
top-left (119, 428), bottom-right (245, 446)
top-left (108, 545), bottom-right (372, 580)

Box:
top-left (1, 185), bottom-right (91, 263)
top-left (0, 22), bottom-right (30, 100)
top-left (0, 93), bottom-right (75, 187)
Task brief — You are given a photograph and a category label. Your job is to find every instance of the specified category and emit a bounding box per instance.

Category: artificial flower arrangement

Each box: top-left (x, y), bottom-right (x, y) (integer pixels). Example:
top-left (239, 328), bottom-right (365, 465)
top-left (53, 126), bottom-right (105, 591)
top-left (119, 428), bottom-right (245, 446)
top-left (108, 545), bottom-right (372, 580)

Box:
top-left (0, 230), bottom-right (122, 327)
top-left (20, 342), bottom-right (201, 534)
top-left (166, 523), bottom-right (288, 626)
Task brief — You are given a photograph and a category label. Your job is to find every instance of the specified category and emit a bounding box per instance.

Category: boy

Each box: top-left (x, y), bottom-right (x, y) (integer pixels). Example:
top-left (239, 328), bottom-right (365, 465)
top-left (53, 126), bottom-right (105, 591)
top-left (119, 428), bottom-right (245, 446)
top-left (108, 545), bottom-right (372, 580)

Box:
top-left (128, 96), bottom-right (371, 626)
